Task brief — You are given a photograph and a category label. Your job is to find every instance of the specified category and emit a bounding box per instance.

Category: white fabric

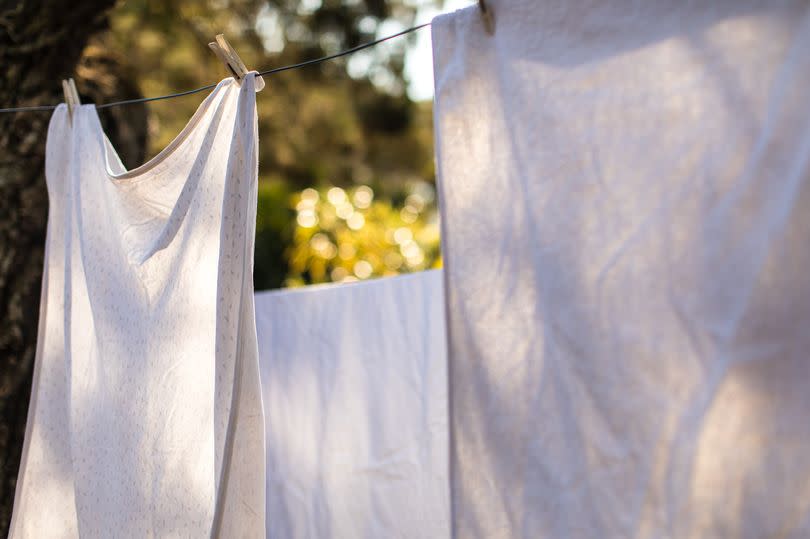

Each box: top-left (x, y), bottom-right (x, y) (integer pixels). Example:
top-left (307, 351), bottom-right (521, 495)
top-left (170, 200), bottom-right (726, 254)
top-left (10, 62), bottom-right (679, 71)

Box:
top-left (11, 74), bottom-right (265, 538)
top-left (432, 2), bottom-right (810, 538)
top-left (255, 270), bottom-right (450, 539)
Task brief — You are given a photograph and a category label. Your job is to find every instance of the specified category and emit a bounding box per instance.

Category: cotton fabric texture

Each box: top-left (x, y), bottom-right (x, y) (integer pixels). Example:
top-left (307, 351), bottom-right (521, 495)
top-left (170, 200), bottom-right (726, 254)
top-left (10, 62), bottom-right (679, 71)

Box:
top-left (11, 74), bottom-right (265, 538)
top-left (432, 2), bottom-right (810, 538)
top-left (255, 270), bottom-right (450, 539)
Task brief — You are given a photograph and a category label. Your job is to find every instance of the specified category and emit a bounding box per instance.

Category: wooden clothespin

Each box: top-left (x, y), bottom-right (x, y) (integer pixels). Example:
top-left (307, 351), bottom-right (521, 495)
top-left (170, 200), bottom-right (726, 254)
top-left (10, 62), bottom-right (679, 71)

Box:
top-left (208, 34), bottom-right (265, 91)
top-left (61, 78), bottom-right (80, 121)
top-left (478, 0), bottom-right (495, 35)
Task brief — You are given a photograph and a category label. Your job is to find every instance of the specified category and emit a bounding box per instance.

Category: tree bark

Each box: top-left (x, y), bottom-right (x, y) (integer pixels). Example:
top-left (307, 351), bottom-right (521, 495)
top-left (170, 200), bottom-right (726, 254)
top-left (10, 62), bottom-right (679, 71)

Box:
top-left (0, 1), bottom-right (147, 533)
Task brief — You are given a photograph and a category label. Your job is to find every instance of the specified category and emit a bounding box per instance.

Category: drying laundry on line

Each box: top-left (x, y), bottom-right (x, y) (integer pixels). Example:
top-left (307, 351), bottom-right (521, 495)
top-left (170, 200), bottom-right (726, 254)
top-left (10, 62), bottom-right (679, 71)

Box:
top-left (8, 1), bottom-right (810, 538)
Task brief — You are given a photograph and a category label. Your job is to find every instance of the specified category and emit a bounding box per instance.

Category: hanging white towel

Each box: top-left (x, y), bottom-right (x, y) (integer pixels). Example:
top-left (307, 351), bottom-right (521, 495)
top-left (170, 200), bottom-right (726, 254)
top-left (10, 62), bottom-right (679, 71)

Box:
top-left (255, 270), bottom-right (450, 539)
top-left (10, 75), bottom-right (265, 538)
top-left (432, 1), bottom-right (810, 538)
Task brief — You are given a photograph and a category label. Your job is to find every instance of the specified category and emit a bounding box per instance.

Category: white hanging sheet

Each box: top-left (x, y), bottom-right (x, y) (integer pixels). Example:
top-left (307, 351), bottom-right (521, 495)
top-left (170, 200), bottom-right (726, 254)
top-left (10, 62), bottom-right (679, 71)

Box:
top-left (11, 75), bottom-right (265, 538)
top-left (255, 270), bottom-right (450, 539)
top-left (432, 1), bottom-right (810, 537)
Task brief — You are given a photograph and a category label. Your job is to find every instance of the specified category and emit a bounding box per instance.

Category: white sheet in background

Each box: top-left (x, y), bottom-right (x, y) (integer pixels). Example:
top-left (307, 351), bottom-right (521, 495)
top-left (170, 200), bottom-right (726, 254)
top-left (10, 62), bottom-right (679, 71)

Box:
top-left (11, 75), bottom-right (265, 538)
top-left (432, 2), bottom-right (810, 537)
top-left (255, 270), bottom-right (449, 539)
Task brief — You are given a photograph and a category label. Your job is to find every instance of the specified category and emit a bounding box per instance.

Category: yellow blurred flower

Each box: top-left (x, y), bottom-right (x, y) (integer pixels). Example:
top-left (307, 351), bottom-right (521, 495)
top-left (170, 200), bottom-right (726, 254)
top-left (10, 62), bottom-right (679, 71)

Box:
top-left (286, 182), bottom-right (442, 287)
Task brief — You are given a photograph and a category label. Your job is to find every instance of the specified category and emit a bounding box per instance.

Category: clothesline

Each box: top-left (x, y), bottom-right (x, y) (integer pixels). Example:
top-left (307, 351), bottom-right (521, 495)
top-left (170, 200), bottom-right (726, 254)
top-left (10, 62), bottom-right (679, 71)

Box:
top-left (0, 22), bottom-right (431, 114)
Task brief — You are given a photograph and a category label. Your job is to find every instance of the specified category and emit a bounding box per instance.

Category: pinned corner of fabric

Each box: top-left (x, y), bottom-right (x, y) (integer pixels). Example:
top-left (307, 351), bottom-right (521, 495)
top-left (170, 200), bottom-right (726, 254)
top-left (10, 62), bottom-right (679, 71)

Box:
top-left (248, 71), bottom-right (266, 93)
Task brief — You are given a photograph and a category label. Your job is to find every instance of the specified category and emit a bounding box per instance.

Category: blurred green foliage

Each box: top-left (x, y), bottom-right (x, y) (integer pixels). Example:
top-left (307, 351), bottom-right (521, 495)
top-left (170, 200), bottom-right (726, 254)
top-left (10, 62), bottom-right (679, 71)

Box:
top-left (254, 182), bottom-right (293, 289)
top-left (103, 0), bottom-right (444, 289)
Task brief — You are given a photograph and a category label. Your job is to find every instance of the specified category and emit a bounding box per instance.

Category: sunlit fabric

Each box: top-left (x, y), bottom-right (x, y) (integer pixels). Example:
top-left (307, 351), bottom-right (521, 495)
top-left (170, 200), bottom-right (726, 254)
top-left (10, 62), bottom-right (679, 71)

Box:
top-left (255, 270), bottom-right (450, 539)
top-left (10, 75), bottom-right (265, 537)
top-left (432, 1), bottom-right (810, 538)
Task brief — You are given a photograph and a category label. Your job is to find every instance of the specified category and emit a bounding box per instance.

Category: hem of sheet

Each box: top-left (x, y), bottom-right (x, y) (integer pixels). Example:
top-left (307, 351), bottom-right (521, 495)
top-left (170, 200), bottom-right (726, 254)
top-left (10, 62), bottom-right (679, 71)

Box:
top-left (98, 79), bottom-right (232, 181)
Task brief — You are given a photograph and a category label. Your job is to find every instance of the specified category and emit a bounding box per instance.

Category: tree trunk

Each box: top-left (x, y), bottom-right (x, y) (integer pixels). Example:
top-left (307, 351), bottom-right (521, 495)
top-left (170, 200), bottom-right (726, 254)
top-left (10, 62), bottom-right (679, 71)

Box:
top-left (0, 2), bottom-right (147, 533)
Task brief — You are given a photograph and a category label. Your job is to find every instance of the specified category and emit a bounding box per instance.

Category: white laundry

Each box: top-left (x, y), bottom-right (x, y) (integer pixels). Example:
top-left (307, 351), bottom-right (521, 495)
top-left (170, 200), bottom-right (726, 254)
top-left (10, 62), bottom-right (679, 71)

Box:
top-left (255, 270), bottom-right (450, 539)
top-left (10, 74), bottom-right (265, 538)
top-left (432, 1), bottom-right (810, 538)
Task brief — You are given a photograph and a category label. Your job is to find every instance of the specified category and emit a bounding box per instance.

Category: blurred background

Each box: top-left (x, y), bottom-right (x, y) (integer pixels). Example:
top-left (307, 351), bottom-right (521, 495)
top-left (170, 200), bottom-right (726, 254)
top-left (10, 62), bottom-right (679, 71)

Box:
top-left (105, 0), bottom-right (472, 289)
top-left (0, 0), bottom-right (470, 532)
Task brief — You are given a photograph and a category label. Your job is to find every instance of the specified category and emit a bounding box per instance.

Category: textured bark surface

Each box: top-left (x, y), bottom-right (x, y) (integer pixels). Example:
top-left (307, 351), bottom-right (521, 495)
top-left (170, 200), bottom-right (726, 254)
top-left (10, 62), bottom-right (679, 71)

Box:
top-left (0, 1), bottom-right (147, 533)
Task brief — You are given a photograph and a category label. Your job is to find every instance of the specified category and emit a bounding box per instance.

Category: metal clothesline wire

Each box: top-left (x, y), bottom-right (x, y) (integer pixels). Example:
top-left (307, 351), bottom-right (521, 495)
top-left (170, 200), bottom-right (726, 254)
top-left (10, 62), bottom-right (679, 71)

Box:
top-left (0, 22), bottom-right (432, 114)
